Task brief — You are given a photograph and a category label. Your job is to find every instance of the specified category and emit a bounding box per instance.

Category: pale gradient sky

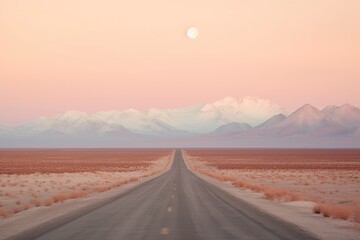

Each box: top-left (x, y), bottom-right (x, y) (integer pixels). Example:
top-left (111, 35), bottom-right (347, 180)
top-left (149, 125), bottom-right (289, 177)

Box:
top-left (1, 0), bottom-right (359, 126)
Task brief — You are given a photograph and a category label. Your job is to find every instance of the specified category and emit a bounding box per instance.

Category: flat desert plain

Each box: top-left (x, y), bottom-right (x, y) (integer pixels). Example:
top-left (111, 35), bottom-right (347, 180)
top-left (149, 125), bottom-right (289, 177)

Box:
top-left (0, 149), bottom-right (172, 218)
top-left (184, 149), bottom-right (360, 223)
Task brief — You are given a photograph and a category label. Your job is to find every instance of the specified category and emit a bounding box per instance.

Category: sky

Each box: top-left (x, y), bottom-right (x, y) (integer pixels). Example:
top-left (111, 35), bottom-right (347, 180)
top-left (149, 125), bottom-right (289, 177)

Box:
top-left (1, 0), bottom-right (359, 126)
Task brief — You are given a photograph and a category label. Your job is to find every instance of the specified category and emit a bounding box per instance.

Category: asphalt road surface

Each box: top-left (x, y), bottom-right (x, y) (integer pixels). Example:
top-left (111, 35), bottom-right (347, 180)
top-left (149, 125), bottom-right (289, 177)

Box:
top-left (30, 150), bottom-right (317, 240)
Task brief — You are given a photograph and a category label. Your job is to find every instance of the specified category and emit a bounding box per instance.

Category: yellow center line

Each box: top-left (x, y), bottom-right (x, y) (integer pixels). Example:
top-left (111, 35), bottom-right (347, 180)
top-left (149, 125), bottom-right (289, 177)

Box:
top-left (160, 227), bottom-right (169, 235)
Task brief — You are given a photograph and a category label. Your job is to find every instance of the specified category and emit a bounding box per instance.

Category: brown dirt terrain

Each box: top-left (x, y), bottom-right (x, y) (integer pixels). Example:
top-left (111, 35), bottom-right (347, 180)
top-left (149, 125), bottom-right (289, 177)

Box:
top-left (184, 149), bottom-right (360, 223)
top-left (0, 149), bottom-right (172, 218)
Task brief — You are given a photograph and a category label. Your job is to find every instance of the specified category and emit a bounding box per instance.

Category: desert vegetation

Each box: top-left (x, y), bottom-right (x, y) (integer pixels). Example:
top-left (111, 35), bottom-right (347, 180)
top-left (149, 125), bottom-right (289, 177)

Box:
top-left (184, 149), bottom-right (360, 223)
top-left (0, 149), bottom-right (172, 218)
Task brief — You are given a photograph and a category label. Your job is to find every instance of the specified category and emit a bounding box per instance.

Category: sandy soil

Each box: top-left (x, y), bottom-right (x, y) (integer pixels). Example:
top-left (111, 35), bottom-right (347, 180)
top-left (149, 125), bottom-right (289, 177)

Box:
top-left (183, 150), bottom-right (360, 240)
top-left (184, 149), bottom-right (360, 222)
top-left (0, 149), bottom-right (172, 218)
top-left (0, 151), bottom-right (174, 240)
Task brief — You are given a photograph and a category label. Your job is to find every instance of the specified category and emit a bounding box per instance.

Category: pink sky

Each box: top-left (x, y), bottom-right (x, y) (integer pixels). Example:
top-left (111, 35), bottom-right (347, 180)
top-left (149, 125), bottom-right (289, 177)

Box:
top-left (1, 0), bottom-right (359, 126)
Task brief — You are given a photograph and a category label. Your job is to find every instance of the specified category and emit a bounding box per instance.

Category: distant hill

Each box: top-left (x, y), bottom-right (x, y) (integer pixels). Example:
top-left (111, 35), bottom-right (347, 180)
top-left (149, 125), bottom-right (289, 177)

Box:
top-left (1, 97), bottom-right (360, 147)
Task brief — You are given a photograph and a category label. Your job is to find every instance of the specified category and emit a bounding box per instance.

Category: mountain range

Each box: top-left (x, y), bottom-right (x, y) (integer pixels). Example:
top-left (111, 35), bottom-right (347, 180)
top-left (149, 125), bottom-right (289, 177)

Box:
top-left (1, 97), bottom-right (359, 147)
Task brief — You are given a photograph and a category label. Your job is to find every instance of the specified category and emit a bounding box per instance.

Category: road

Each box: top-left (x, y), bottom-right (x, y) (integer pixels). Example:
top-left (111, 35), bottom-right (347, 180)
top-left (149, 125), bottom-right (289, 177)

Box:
top-left (30, 150), bottom-right (317, 240)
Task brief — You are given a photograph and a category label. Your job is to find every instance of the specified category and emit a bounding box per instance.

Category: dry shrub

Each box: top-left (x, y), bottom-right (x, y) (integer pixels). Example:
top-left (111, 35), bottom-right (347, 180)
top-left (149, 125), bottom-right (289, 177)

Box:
top-left (264, 188), bottom-right (300, 202)
top-left (187, 158), bottom-right (302, 203)
top-left (53, 193), bottom-right (68, 203)
top-left (313, 203), bottom-right (355, 221)
top-left (128, 176), bottom-right (139, 182)
top-left (108, 180), bottom-right (125, 189)
top-left (0, 207), bottom-right (13, 218)
top-left (23, 203), bottom-right (32, 210)
top-left (12, 205), bottom-right (22, 214)
top-left (199, 169), bottom-right (236, 182)
top-left (44, 197), bottom-right (55, 206)
top-left (31, 198), bottom-right (42, 207)
top-left (95, 186), bottom-right (109, 193)
top-left (313, 204), bottom-right (321, 214)
top-left (238, 181), bottom-right (265, 193)
top-left (114, 180), bottom-right (125, 187)
top-left (233, 179), bottom-right (300, 202)
top-left (69, 190), bottom-right (87, 199)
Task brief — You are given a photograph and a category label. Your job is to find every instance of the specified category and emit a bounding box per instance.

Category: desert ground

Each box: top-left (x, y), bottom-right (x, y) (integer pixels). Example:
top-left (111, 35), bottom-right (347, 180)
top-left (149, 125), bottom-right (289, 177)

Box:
top-left (184, 149), bottom-right (360, 223)
top-left (0, 149), bottom-right (173, 218)
top-left (2, 150), bottom-right (320, 240)
top-left (1, 149), bottom-right (360, 240)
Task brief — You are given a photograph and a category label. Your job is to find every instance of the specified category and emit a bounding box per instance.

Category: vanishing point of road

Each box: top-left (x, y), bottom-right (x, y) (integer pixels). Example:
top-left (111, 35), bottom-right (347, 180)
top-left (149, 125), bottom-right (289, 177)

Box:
top-left (29, 150), bottom-right (317, 240)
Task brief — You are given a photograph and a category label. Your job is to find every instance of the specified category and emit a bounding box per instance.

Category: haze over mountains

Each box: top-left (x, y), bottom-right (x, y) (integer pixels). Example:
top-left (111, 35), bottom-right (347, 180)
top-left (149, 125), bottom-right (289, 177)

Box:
top-left (1, 97), bottom-right (359, 147)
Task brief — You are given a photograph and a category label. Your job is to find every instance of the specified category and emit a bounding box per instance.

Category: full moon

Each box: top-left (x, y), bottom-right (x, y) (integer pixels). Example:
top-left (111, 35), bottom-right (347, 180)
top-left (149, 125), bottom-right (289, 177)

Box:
top-left (186, 27), bottom-right (199, 39)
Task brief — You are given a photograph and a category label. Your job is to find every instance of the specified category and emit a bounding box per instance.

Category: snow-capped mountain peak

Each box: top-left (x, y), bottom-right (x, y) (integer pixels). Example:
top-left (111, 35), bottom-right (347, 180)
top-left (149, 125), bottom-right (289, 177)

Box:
top-left (2, 98), bottom-right (360, 147)
top-left (324, 103), bottom-right (360, 128)
top-left (6, 96), bottom-right (289, 135)
top-left (211, 96), bottom-right (238, 108)
top-left (56, 111), bottom-right (89, 121)
top-left (201, 96), bottom-right (285, 112)
top-left (338, 103), bottom-right (360, 114)
top-left (321, 105), bottom-right (338, 114)
top-left (198, 96), bottom-right (288, 128)
top-left (257, 114), bottom-right (286, 128)
top-left (263, 104), bottom-right (327, 136)
top-left (285, 104), bottom-right (323, 125)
